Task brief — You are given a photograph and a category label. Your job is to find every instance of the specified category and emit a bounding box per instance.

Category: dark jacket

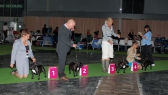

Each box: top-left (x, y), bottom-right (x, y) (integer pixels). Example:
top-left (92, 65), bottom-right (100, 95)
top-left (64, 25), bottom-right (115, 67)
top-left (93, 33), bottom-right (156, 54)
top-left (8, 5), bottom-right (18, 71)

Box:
top-left (56, 24), bottom-right (73, 53)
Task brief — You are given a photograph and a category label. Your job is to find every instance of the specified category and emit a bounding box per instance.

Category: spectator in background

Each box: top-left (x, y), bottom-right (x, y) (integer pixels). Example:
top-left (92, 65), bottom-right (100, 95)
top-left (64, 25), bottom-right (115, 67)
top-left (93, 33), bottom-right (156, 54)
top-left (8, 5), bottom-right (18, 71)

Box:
top-left (47, 26), bottom-right (52, 35)
top-left (87, 29), bottom-right (91, 37)
top-left (86, 29), bottom-right (92, 42)
top-left (71, 26), bottom-right (75, 41)
top-left (3, 22), bottom-right (9, 41)
top-left (133, 35), bottom-right (138, 41)
top-left (42, 24), bottom-right (47, 36)
top-left (94, 31), bottom-right (99, 39)
top-left (128, 29), bottom-right (134, 40)
top-left (53, 27), bottom-right (59, 36)
top-left (154, 34), bottom-right (164, 53)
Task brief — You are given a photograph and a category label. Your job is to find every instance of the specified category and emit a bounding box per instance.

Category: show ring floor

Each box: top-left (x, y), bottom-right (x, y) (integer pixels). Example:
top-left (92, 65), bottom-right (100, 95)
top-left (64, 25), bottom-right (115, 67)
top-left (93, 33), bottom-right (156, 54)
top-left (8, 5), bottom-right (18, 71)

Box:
top-left (0, 50), bottom-right (168, 95)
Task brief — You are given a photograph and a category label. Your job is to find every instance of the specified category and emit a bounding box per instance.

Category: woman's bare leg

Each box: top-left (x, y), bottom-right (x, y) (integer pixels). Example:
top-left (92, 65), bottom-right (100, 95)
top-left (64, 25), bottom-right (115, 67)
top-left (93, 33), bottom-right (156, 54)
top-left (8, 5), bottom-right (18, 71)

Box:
top-left (11, 71), bottom-right (23, 79)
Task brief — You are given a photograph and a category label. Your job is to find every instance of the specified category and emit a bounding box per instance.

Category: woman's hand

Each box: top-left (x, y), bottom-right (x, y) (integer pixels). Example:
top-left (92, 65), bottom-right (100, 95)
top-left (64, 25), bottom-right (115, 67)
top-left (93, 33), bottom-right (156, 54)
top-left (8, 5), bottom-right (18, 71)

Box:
top-left (10, 63), bottom-right (14, 68)
top-left (136, 54), bottom-right (140, 56)
top-left (138, 32), bottom-right (142, 36)
top-left (137, 57), bottom-right (141, 60)
top-left (108, 40), bottom-right (113, 45)
top-left (32, 58), bottom-right (36, 63)
top-left (118, 34), bottom-right (120, 38)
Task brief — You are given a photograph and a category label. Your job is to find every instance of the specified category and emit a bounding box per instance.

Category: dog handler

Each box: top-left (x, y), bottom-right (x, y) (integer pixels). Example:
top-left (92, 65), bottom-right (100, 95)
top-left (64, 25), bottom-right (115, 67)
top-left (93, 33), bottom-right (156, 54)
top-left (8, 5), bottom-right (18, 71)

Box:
top-left (101, 17), bottom-right (120, 72)
top-left (56, 19), bottom-right (76, 81)
top-left (10, 29), bottom-right (36, 78)
top-left (139, 25), bottom-right (154, 66)
top-left (126, 41), bottom-right (142, 69)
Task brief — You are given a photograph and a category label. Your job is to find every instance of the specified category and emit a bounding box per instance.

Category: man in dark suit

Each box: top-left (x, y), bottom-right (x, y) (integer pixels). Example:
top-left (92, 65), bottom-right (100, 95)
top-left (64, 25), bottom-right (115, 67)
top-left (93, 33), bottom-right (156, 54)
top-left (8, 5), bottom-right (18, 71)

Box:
top-left (56, 19), bottom-right (76, 80)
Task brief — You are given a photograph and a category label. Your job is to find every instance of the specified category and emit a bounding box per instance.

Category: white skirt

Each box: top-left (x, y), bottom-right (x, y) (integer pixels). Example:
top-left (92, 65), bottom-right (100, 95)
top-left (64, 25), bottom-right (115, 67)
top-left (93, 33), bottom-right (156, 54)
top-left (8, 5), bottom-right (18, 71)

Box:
top-left (102, 41), bottom-right (114, 59)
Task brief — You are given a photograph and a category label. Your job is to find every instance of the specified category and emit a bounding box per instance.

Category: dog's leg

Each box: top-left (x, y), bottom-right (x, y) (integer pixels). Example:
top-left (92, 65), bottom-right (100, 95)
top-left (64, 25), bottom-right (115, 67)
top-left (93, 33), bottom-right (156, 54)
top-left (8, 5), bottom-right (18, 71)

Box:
top-left (145, 65), bottom-right (147, 71)
top-left (116, 65), bottom-right (118, 71)
top-left (38, 73), bottom-right (40, 80)
top-left (31, 71), bottom-right (34, 79)
top-left (69, 66), bottom-right (71, 74)
top-left (117, 66), bottom-right (120, 73)
top-left (73, 71), bottom-right (75, 77)
top-left (76, 70), bottom-right (79, 76)
top-left (150, 64), bottom-right (152, 70)
top-left (141, 64), bottom-right (144, 70)
top-left (42, 67), bottom-right (46, 77)
top-left (123, 67), bottom-right (126, 73)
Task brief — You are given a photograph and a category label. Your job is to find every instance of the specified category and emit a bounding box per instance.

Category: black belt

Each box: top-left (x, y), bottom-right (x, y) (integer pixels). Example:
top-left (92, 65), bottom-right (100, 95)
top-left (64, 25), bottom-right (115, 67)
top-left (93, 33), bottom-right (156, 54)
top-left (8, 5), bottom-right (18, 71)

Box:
top-left (144, 44), bottom-right (152, 46)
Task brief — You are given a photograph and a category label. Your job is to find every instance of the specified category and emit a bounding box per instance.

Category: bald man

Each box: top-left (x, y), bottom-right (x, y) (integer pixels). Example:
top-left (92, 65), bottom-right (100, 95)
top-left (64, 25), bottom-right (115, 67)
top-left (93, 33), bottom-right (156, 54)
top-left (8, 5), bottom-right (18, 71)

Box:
top-left (56, 19), bottom-right (76, 80)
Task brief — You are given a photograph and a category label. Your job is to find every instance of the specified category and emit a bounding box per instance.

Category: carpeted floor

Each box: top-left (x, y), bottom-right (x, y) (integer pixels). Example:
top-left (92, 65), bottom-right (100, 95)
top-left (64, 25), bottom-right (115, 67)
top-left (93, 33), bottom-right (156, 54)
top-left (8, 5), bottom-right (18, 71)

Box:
top-left (0, 60), bottom-right (168, 84)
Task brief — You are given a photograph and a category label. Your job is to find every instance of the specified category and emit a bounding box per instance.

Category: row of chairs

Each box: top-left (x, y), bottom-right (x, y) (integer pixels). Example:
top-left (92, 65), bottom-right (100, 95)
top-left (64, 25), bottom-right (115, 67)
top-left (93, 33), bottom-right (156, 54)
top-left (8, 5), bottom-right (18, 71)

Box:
top-left (74, 38), bottom-right (157, 52)
top-left (115, 39), bottom-right (155, 52)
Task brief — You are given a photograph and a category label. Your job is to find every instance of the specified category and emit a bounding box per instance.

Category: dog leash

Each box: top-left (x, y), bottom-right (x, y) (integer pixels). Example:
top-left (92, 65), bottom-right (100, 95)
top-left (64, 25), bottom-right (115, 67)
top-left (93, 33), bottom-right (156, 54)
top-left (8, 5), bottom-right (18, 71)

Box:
top-left (75, 46), bottom-right (79, 63)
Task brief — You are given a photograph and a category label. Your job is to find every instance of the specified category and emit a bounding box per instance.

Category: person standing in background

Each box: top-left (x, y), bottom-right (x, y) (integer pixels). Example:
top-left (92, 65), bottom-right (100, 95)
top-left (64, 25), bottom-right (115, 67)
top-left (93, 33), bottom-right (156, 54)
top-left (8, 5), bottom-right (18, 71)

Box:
top-left (42, 24), bottom-right (47, 36)
top-left (139, 25), bottom-right (154, 66)
top-left (101, 17), bottom-right (120, 72)
top-left (3, 22), bottom-right (9, 41)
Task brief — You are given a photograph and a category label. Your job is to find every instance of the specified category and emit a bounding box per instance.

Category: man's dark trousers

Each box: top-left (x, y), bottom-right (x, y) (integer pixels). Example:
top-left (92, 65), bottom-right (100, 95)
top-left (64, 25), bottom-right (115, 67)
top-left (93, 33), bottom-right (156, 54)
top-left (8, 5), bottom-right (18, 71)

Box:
top-left (57, 50), bottom-right (67, 77)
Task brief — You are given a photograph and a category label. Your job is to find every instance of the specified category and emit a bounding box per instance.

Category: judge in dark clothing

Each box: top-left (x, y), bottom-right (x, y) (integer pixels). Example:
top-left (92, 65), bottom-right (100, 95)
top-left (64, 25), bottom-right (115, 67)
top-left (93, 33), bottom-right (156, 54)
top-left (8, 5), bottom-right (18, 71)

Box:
top-left (56, 19), bottom-right (77, 81)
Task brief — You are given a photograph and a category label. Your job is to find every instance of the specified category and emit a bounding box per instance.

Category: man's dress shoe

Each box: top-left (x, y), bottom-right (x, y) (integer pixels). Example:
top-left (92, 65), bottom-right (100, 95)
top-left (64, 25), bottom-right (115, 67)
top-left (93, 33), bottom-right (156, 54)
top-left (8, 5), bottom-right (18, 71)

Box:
top-left (60, 76), bottom-right (69, 81)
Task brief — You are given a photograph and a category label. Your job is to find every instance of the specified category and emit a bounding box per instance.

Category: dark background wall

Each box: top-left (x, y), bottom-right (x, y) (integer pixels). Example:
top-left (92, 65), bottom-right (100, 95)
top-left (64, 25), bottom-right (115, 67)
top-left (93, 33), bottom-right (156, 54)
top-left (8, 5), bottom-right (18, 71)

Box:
top-left (144, 0), bottom-right (168, 14)
top-left (49, 0), bottom-right (119, 12)
top-left (27, 0), bottom-right (46, 11)
top-left (27, 0), bottom-right (120, 12)
top-left (1, 0), bottom-right (168, 20)
top-left (0, 0), bottom-right (24, 17)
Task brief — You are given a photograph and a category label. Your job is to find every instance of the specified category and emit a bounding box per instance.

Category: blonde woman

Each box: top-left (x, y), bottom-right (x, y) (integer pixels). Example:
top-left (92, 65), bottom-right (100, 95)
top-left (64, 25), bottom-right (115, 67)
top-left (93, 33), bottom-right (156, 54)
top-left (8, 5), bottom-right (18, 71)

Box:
top-left (126, 41), bottom-right (142, 69)
top-left (101, 17), bottom-right (120, 72)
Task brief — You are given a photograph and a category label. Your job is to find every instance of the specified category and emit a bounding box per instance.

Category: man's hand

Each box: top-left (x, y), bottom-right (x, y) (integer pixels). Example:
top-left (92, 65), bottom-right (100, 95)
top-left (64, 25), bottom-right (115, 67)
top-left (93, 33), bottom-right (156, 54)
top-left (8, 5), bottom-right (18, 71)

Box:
top-left (108, 40), bottom-right (113, 45)
top-left (32, 58), bottom-right (36, 63)
top-left (118, 34), bottom-right (120, 38)
top-left (10, 63), bottom-right (14, 68)
top-left (72, 44), bottom-right (77, 48)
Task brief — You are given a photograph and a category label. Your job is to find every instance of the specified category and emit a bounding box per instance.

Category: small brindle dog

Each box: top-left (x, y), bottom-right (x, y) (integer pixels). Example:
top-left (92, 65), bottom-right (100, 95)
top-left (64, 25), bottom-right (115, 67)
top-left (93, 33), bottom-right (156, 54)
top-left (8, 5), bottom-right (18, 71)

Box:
top-left (140, 56), bottom-right (152, 71)
top-left (29, 62), bottom-right (46, 80)
top-left (69, 62), bottom-right (83, 77)
top-left (116, 57), bottom-right (129, 73)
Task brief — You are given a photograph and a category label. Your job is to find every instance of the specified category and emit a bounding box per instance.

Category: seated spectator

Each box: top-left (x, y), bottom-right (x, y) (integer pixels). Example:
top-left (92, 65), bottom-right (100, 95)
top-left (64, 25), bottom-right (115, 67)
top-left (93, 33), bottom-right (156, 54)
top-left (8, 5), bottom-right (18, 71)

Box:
top-left (94, 31), bottom-right (99, 39)
top-left (154, 34), bottom-right (164, 53)
top-left (133, 35), bottom-right (138, 41)
top-left (126, 41), bottom-right (142, 69)
top-left (87, 29), bottom-right (91, 37)
top-left (128, 29), bottom-right (134, 40)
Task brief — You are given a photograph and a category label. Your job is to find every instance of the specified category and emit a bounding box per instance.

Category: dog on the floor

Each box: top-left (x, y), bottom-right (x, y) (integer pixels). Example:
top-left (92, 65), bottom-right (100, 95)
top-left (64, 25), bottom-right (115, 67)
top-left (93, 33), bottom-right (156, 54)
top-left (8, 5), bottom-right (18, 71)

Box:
top-left (140, 57), bottom-right (152, 71)
top-left (69, 61), bottom-right (83, 77)
top-left (116, 57), bottom-right (129, 73)
top-left (29, 62), bottom-right (46, 80)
